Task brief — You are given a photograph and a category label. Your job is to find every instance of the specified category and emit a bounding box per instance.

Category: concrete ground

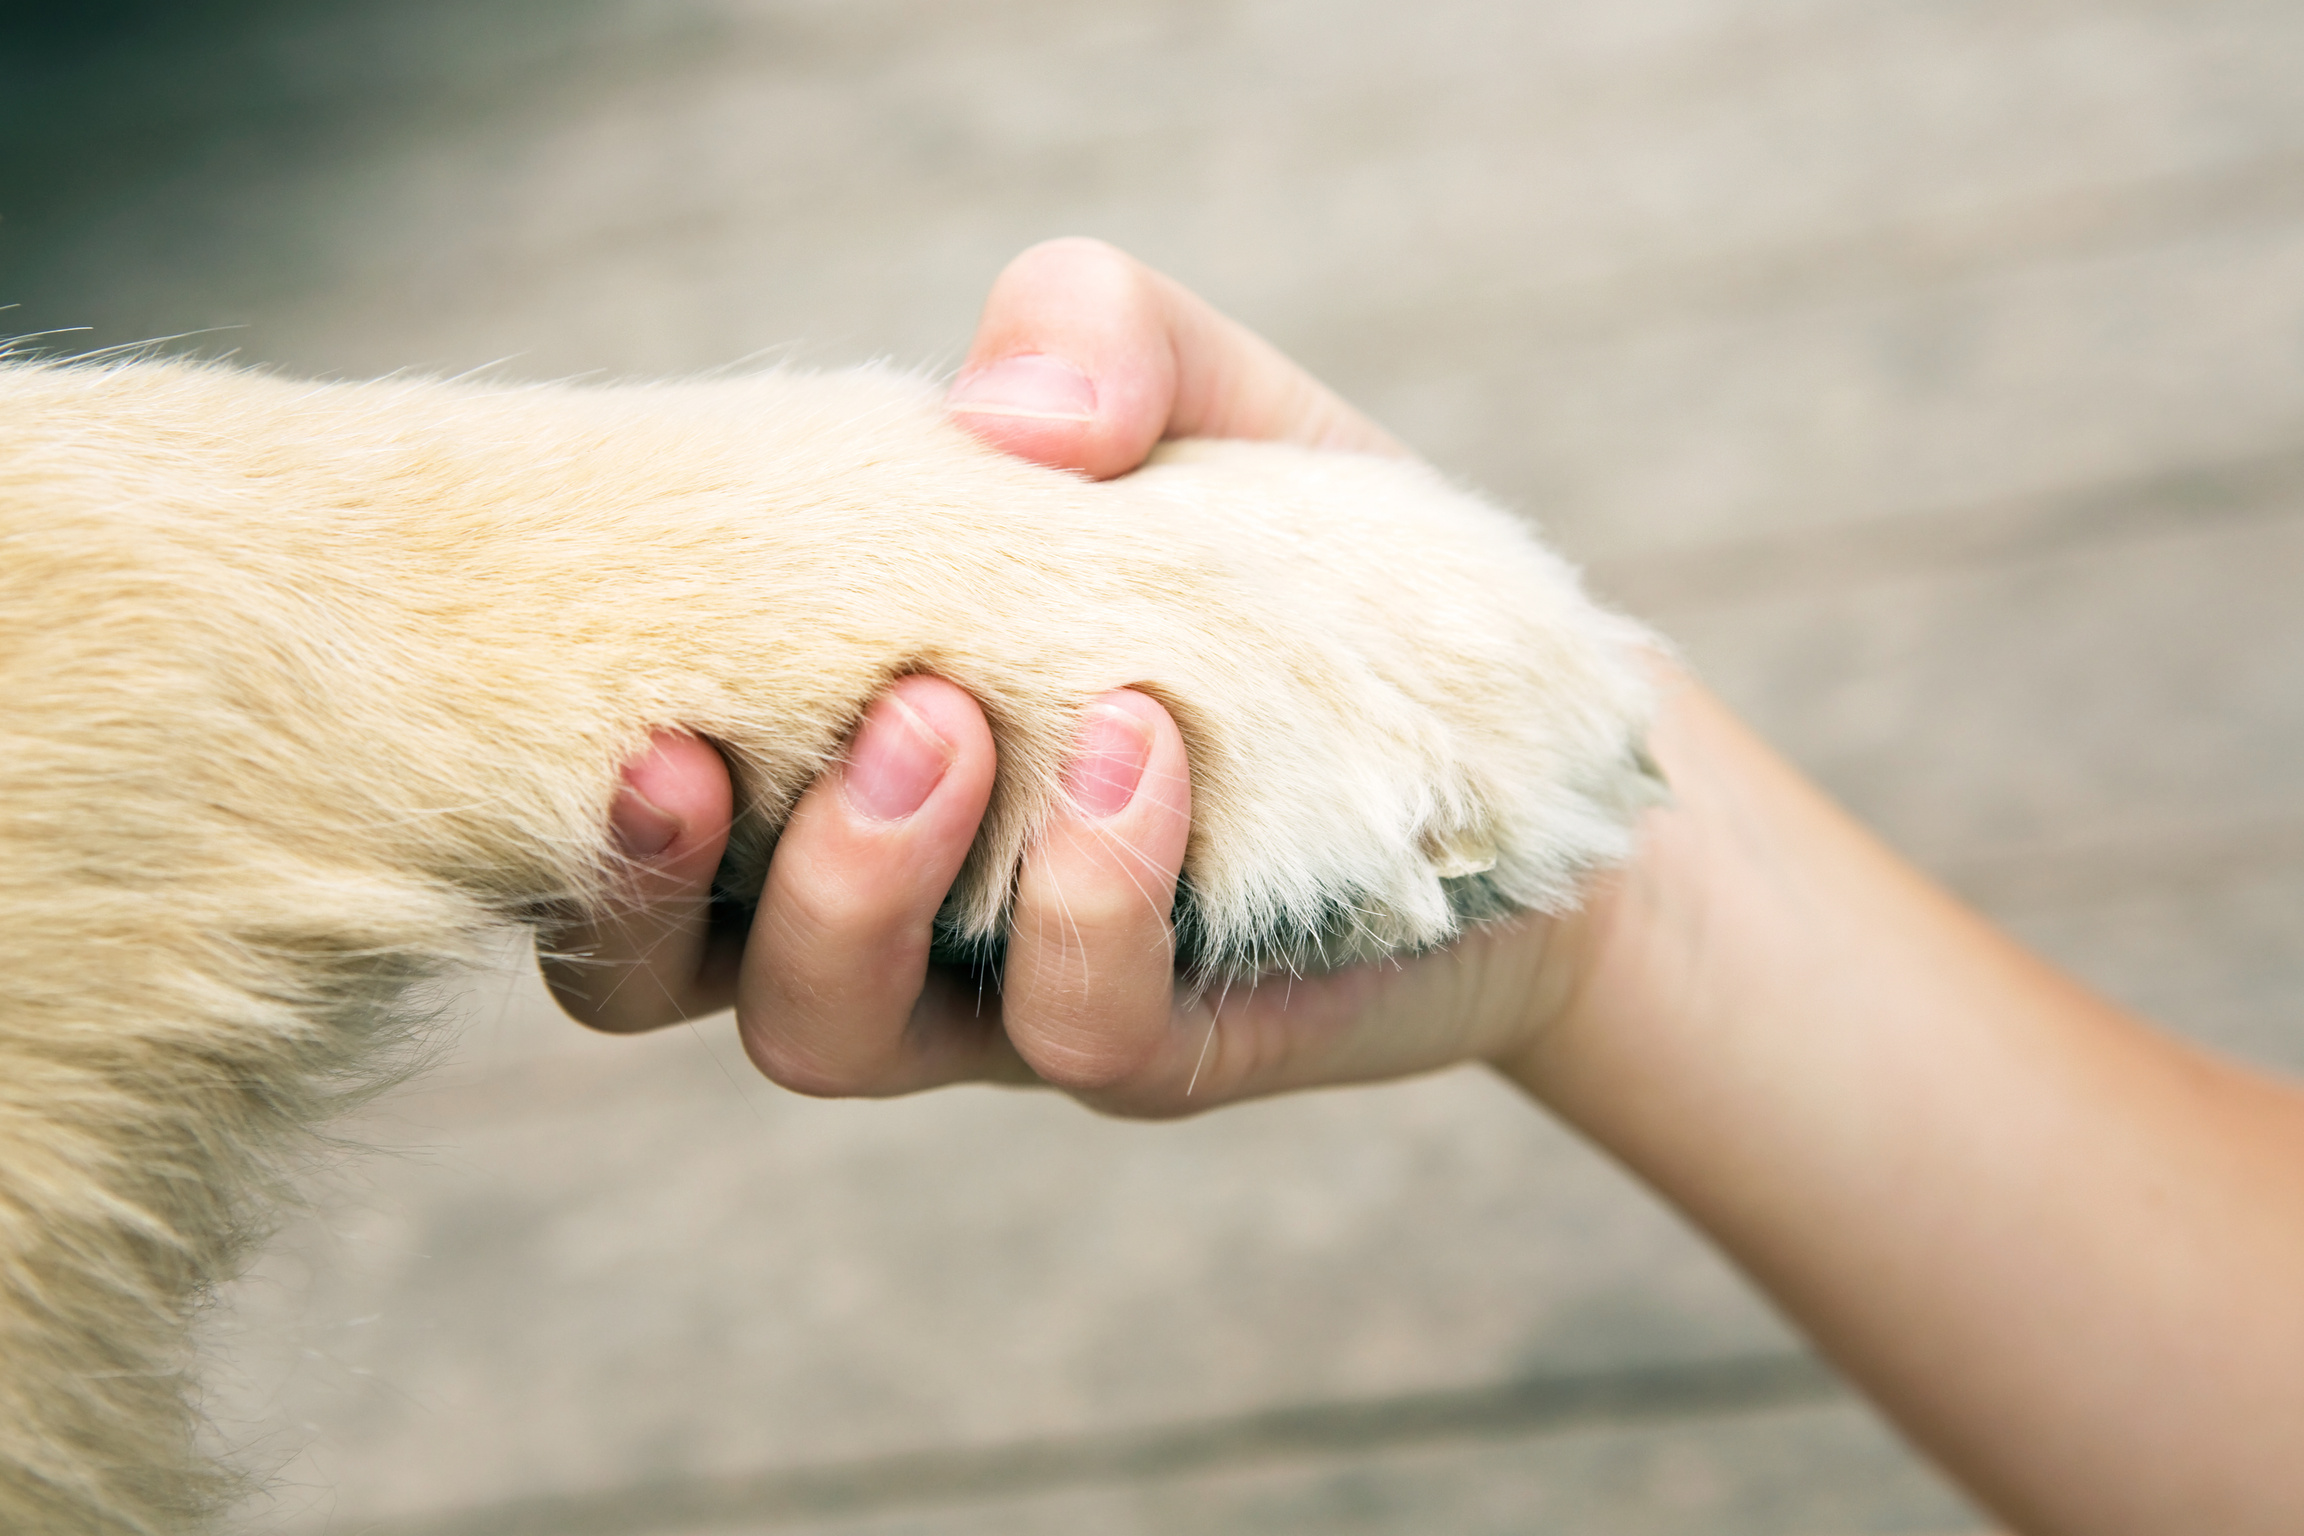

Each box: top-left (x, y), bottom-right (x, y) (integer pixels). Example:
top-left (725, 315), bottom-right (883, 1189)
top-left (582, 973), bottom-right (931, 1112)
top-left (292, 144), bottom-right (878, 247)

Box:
top-left (7, 0), bottom-right (2302, 1530)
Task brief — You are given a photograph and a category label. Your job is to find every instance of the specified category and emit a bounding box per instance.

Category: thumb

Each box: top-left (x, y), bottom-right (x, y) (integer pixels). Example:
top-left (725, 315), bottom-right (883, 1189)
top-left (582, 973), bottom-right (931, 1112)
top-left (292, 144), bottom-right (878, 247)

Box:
top-left (946, 237), bottom-right (1402, 480)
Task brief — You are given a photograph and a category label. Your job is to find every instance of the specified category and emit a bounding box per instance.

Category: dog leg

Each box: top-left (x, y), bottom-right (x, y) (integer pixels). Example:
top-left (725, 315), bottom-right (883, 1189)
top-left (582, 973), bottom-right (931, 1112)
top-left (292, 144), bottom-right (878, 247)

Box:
top-left (0, 358), bottom-right (1656, 1530)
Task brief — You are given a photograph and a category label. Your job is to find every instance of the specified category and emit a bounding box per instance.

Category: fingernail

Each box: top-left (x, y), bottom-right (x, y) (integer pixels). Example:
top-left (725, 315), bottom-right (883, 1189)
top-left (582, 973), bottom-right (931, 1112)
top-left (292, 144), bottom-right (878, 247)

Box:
top-left (612, 784), bottom-right (682, 859)
top-left (845, 692), bottom-right (955, 822)
top-left (1064, 705), bottom-right (1152, 819)
top-left (947, 354), bottom-right (1097, 423)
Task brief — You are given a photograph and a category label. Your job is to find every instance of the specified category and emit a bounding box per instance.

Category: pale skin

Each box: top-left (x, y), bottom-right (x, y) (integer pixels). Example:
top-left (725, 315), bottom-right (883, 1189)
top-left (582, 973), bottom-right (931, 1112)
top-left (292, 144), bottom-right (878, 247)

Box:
top-left (542, 238), bottom-right (2304, 1536)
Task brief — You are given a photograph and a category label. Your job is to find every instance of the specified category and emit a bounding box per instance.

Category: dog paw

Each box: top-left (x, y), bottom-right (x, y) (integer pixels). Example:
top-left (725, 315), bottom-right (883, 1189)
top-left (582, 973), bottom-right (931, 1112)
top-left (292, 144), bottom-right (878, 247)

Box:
top-left (696, 385), bottom-right (1665, 981)
top-left (1071, 440), bottom-right (1663, 978)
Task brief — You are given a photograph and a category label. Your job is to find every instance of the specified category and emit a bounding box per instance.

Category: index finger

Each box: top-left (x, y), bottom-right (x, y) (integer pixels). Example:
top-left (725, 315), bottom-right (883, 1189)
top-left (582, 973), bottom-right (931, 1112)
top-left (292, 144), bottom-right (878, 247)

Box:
top-left (945, 237), bottom-right (1405, 479)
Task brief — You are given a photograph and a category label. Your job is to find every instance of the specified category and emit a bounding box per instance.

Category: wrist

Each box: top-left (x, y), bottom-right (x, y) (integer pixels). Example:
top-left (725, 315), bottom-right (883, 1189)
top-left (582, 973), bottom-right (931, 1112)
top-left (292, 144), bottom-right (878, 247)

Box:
top-left (1486, 665), bottom-right (1714, 1106)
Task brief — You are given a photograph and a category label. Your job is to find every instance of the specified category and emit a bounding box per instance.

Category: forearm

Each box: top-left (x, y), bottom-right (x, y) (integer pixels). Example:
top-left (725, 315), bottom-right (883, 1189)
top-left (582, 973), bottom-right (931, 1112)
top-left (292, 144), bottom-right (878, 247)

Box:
top-left (1501, 674), bottom-right (2304, 1536)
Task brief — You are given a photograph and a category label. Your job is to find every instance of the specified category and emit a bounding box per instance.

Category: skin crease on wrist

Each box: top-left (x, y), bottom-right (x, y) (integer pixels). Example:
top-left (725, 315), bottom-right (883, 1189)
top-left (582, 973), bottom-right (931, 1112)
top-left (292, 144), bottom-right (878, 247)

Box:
top-left (545, 238), bottom-right (2304, 1535)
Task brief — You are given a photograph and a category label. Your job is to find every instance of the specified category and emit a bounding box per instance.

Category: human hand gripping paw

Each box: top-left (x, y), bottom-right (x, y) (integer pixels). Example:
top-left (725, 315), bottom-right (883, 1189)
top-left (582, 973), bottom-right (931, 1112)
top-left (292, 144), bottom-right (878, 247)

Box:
top-left (542, 238), bottom-right (1653, 1114)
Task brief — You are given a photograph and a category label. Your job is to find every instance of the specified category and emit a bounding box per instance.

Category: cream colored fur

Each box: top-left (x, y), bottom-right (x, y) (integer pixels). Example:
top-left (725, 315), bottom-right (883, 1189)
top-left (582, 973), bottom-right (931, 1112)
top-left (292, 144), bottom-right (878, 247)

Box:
top-left (0, 357), bottom-right (1657, 1532)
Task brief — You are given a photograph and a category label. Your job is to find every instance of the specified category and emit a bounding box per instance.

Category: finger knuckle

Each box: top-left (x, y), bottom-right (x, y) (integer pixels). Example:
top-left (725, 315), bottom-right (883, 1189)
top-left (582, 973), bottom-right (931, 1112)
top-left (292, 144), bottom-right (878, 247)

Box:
top-left (737, 1019), bottom-right (878, 1098)
top-left (1015, 1012), bottom-right (1162, 1096)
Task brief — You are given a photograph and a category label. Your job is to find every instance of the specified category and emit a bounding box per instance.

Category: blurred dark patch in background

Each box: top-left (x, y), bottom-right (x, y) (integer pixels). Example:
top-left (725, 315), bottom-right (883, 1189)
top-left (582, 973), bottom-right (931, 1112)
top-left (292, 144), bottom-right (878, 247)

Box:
top-left (5, 0), bottom-right (638, 353)
top-left (13, 0), bottom-right (300, 52)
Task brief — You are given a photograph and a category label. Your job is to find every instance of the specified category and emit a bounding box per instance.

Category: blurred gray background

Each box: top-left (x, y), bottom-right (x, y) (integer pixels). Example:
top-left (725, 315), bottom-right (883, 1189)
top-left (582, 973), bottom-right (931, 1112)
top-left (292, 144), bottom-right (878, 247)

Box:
top-left (8, 1), bottom-right (2303, 1532)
